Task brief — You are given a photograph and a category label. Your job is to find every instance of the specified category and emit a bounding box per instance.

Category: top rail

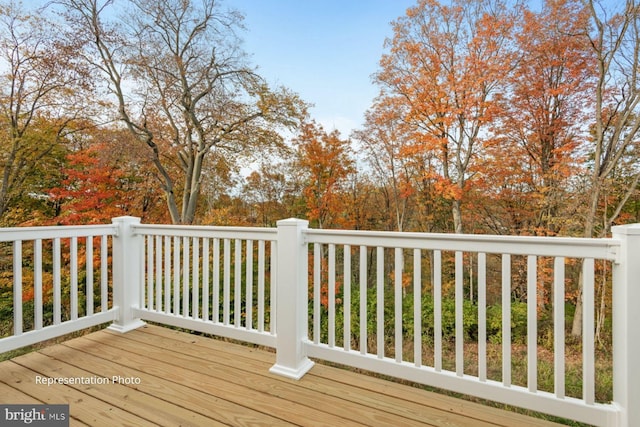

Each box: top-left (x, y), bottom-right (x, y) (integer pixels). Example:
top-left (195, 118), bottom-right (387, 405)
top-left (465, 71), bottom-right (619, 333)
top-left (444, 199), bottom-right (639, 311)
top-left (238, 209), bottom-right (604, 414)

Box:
top-left (132, 223), bottom-right (277, 240)
top-left (0, 224), bottom-right (118, 242)
top-left (1, 217), bottom-right (637, 427)
top-left (304, 228), bottom-right (620, 261)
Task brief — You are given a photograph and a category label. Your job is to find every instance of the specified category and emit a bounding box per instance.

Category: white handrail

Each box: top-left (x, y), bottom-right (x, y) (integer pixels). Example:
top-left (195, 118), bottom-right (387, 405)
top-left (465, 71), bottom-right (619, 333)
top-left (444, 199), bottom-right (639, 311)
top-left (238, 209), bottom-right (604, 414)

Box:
top-left (132, 223), bottom-right (276, 240)
top-left (1, 217), bottom-right (638, 427)
top-left (305, 228), bottom-right (620, 260)
top-left (0, 224), bottom-right (117, 354)
top-left (298, 224), bottom-right (630, 426)
top-left (0, 224), bottom-right (117, 242)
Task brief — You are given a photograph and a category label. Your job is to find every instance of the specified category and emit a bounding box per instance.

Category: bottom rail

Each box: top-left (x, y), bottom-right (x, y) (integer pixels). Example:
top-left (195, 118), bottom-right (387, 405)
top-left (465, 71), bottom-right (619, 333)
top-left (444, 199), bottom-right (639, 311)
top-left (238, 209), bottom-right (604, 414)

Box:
top-left (134, 308), bottom-right (277, 348)
top-left (0, 309), bottom-right (118, 354)
top-left (305, 341), bottom-right (620, 427)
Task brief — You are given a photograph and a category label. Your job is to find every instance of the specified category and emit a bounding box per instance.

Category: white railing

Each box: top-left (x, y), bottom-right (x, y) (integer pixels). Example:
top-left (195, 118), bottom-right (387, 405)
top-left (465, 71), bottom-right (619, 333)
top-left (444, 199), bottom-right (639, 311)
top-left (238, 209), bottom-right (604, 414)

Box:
top-left (302, 228), bottom-right (619, 426)
top-left (0, 224), bottom-right (118, 353)
top-left (1, 216), bottom-right (638, 427)
top-left (131, 222), bottom-right (277, 348)
top-left (272, 219), bottom-right (639, 427)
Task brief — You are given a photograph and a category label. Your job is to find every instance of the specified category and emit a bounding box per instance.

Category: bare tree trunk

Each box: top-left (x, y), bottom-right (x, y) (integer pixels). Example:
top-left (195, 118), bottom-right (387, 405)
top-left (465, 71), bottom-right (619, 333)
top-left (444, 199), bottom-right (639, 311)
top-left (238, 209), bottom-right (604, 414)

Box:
top-left (452, 200), bottom-right (464, 234)
top-left (65, 0), bottom-right (300, 225)
top-left (595, 261), bottom-right (608, 346)
top-left (571, 186), bottom-right (599, 336)
top-left (571, 0), bottom-right (640, 337)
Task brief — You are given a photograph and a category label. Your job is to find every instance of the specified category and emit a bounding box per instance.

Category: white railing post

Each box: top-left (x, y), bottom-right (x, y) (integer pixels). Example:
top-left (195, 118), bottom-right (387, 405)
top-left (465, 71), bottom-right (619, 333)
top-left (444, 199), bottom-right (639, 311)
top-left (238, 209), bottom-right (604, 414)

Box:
top-left (109, 216), bottom-right (146, 333)
top-left (611, 224), bottom-right (640, 427)
top-left (269, 218), bottom-right (315, 379)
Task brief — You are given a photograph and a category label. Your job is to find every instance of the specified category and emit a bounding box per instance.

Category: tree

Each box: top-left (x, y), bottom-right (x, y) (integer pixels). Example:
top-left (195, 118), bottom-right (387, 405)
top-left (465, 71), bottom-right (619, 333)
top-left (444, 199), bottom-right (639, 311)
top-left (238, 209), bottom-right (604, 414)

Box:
top-left (355, 97), bottom-right (454, 233)
top-left (241, 163), bottom-right (289, 227)
top-left (63, 0), bottom-right (305, 224)
top-left (492, 0), bottom-right (595, 235)
top-left (580, 0), bottom-right (640, 238)
top-left (57, 124), bottom-right (171, 224)
top-left (49, 141), bottom-right (128, 224)
top-left (571, 0), bottom-right (640, 336)
top-left (293, 121), bottom-right (355, 229)
top-left (375, 0), bottom-right (517, 233)
top-left (354, 99), bottom-right (414, 232)
top-left (0, 1), bottom-right (92, 221)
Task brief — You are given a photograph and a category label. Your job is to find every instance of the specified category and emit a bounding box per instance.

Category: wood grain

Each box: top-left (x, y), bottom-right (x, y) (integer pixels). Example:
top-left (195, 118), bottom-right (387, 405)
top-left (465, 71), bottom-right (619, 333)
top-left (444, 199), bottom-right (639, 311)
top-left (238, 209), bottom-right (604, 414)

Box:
top-left (0, 324), bottom-right (563, 427)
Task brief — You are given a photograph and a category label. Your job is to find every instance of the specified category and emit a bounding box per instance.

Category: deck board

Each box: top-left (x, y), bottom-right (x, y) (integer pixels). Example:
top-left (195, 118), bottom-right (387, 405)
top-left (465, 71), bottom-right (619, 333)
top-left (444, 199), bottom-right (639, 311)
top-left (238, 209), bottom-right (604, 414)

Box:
top-left (0, 324), bottom-right (564, 426)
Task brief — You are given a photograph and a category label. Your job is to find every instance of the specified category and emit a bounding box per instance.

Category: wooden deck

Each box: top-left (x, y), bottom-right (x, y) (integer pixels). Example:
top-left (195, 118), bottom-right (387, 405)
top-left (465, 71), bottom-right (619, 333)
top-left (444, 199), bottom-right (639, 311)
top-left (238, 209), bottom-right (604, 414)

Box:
top-left (0, 325), bottom-right (564, 427)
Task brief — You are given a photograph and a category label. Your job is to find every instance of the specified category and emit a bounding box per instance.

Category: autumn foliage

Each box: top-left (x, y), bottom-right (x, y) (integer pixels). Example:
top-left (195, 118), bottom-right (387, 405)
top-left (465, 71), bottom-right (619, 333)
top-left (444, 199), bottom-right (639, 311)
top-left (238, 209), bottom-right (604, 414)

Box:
top-left (0, 0), bottom-right (638, 343)
top-left (374, 0), bottom-right (517, 234)
top-left (293, 121), bottom-right (356, 229)
top-left (49, 143), bottom-right (128, 225)
top-left (0, 0), bottom-right (636, 237)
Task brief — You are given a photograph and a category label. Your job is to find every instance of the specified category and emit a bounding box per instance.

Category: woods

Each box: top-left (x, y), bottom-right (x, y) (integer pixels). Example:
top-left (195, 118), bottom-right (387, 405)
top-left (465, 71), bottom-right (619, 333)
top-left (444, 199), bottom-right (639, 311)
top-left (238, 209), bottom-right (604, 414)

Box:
top-left (0, 0), bottom-right (638, 346)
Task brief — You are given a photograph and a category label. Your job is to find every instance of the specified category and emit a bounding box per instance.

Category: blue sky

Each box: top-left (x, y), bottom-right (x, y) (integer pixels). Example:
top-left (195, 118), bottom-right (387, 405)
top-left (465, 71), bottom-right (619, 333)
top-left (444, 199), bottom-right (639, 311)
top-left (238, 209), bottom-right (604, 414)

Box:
top-left (28, 0), bottom-right (414, 136)
top-left (227, 0), bottom-right (417, 137)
